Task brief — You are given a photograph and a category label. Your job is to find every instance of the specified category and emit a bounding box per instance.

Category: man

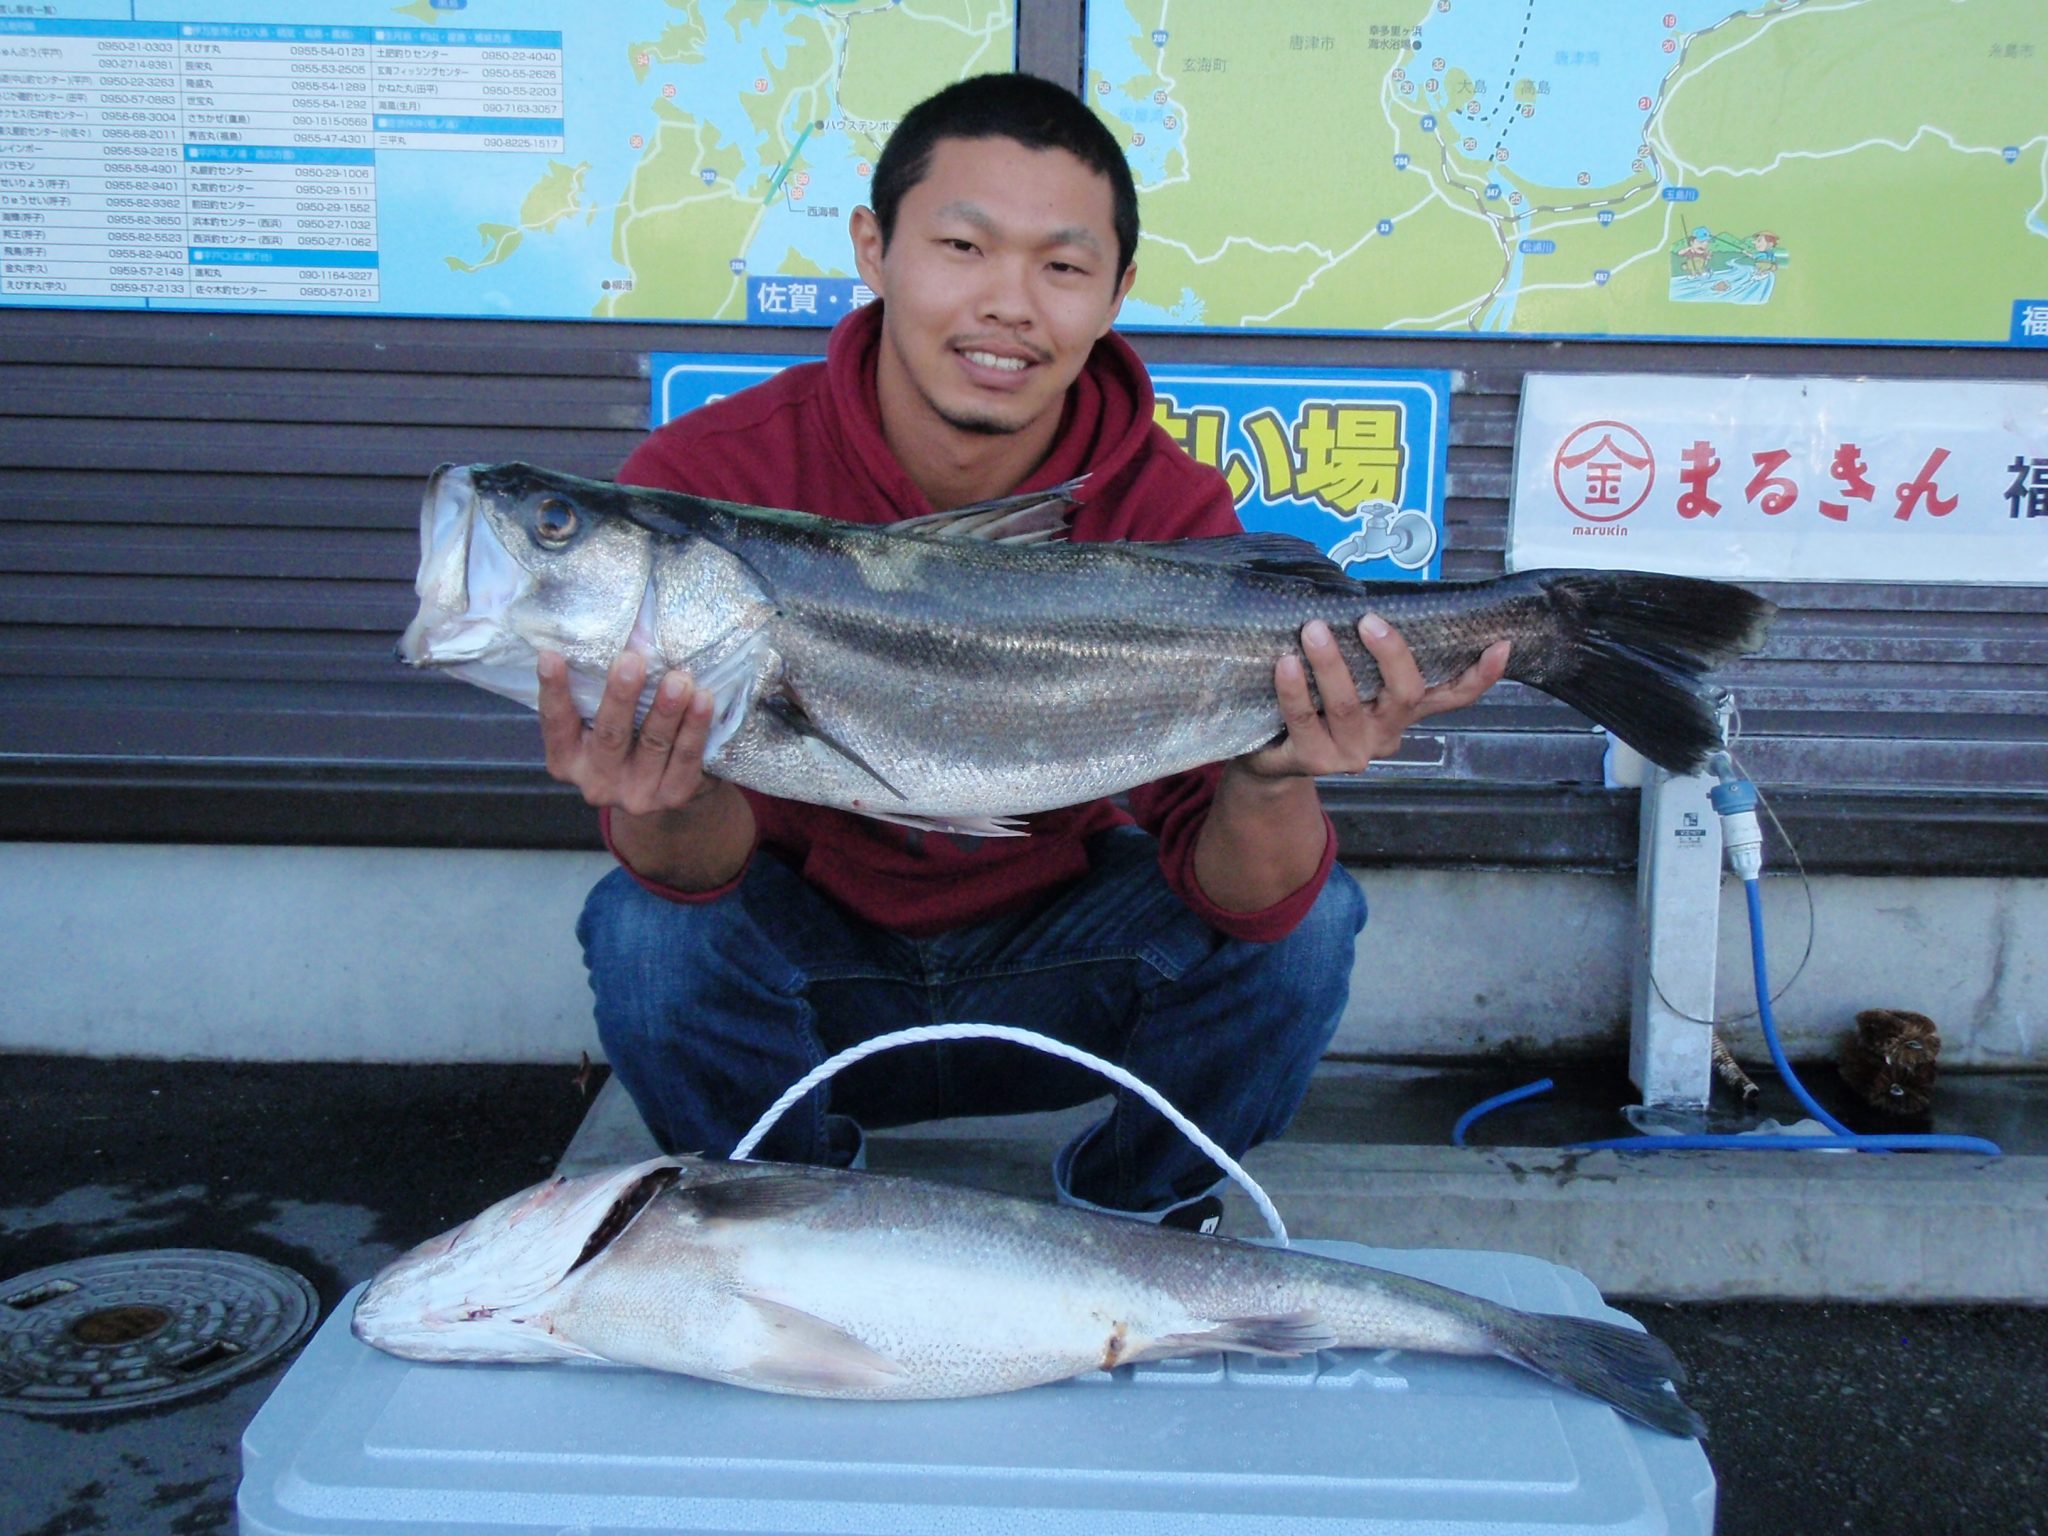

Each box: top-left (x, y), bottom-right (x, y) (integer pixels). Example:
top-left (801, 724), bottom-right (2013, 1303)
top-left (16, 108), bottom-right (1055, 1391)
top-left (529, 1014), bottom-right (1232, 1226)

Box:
top-left (543, 73), bottom-right (1506, 1229)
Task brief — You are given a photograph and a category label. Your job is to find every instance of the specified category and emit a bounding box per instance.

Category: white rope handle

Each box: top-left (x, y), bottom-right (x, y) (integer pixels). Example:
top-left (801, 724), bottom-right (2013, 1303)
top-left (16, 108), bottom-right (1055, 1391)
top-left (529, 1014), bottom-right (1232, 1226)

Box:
top-left (730, 1022), bottom-right (1290, 1245)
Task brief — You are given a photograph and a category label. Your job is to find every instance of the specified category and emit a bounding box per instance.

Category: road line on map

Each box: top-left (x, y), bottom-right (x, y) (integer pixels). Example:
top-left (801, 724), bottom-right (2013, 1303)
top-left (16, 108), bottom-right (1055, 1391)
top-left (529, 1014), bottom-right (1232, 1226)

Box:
top-left (1686, 126), bottom-right (2048, 181)
top-left (762, 120), bottom-right (819, 203)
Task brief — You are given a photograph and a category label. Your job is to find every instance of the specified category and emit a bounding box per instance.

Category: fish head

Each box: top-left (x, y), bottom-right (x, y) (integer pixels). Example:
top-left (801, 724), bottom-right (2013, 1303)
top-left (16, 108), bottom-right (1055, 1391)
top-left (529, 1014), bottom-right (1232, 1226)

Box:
top-left (351, 1154), bottom-right (691, 1362)
top-left (397, 462), bottom-right (660, 714)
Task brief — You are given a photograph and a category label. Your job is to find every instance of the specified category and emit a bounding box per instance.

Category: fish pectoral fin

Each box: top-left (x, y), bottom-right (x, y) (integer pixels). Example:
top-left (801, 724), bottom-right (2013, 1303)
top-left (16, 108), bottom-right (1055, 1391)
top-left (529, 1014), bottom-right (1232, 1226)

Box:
top-left (1134, 1309), bottom-right (1338, 1362)
top-left (678, 1173), bottom-right (847, 1224)
top-left (761, 687), bottom-right (908, 802)
top-left (738, 1294), bottom-right (907, 1392)
top-left (887, 476), bottom-right (1084, 545)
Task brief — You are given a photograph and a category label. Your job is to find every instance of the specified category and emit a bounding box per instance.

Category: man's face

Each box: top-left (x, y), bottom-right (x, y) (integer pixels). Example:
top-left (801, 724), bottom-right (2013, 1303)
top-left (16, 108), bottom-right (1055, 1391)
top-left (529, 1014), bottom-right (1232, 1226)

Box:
top-left (852, 135), bottom-right (1135, 453)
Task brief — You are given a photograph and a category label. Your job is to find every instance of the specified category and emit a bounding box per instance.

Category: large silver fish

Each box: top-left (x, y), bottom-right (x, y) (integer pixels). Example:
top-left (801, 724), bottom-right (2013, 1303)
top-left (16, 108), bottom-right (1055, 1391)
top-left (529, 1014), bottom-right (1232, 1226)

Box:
top-left (351, 1154), bottom-right (1704, 1437)
top-left (398, 462), bottom-right (1775, 835)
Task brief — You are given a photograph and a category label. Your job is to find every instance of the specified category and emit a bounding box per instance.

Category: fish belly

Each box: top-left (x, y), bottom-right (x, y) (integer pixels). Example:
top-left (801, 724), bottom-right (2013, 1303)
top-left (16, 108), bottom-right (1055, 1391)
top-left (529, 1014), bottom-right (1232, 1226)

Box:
top-left (550, 1222), bottom-right (1182, 1398)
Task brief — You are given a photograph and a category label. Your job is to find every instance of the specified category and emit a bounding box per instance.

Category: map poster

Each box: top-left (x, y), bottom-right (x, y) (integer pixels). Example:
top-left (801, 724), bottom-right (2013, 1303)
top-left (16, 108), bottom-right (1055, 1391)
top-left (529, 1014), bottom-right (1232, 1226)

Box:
top-left (0, 1), bottom-right (1013, 320)
top-left (1509, 374), bottom-right (2048, 582)
top-left (654, 351), bottom-right (1451, 580)
top-left (1088, 0), bottom-right (2048, 346)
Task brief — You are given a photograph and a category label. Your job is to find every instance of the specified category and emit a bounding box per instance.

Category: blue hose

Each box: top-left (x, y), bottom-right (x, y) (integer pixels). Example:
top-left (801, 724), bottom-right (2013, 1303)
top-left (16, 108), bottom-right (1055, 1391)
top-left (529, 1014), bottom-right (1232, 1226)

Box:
top-left (1452, 1078), bottom-right (1555, 1148)
top-left (1455, 872), bottom-right (2002, 1158)
top-left (1735, 880), bottom-right (1854, 1137)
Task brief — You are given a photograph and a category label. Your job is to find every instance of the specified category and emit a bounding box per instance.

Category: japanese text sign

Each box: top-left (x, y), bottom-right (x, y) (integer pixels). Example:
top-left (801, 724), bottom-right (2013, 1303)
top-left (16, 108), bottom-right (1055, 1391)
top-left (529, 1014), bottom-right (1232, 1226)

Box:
top-left (1148, 365), bottom-right (1449, 581)
top-left (1511, 375), bottom-right (2048, 583)
top-left (654, 354), bottom-right (1451, 580)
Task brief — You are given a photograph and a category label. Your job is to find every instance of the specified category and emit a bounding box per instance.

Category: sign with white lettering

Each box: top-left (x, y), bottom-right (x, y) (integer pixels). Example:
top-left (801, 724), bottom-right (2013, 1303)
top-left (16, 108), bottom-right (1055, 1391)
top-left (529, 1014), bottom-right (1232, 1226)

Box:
top-left (655, 353), bottom-right (1452, 579)
top-left (1510, 375), bottom-right (2048, 582)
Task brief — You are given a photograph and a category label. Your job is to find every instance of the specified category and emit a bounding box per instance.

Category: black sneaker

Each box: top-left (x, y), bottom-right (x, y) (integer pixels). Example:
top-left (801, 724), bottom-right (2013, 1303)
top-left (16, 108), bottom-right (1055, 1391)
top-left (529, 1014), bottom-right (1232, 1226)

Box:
top-left (1159, 1194), bottom-right (1224, 1235)
top-left (822, 1114), bottom-right (866, 1170)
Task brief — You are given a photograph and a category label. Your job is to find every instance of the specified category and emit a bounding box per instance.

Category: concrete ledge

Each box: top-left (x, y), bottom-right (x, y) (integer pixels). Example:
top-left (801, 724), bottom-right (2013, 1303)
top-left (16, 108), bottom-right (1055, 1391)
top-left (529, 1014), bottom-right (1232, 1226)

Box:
top-left (5, 844), bottom-right (2043, 1067)
top-left (1212, 1141), bottom-right (2039, 1305)
top-left (563, 1077), bottom-right (2046, 1305)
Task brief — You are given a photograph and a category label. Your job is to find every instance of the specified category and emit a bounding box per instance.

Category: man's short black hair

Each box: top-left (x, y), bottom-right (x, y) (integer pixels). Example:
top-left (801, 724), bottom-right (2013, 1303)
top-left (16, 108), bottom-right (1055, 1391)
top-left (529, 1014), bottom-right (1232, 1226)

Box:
top-left (869, 72), bottom-right (1140, 278)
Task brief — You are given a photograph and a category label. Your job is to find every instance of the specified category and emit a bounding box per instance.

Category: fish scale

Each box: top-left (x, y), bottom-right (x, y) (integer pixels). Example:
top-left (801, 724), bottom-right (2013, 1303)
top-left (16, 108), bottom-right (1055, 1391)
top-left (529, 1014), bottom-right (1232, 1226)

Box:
top-left (397, 462), bottom-right (1776, 835)
top-left (352, 1154), bottom-right (1705, 1437)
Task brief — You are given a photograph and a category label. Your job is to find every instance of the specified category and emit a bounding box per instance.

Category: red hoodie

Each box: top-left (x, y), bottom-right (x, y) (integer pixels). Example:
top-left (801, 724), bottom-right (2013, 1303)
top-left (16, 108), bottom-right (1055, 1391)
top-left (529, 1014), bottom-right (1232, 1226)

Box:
top-left (607, 302), bottom-right (1334, 941)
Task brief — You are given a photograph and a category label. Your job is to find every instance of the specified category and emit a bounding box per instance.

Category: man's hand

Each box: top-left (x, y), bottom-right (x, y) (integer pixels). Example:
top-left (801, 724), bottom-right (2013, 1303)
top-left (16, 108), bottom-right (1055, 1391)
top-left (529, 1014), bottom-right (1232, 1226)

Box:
top-left (538, 649), bottom-right (717, 815)
top-left (1236, 614), bottom-right (1510, 781)
top-left (1192, 616), bottom-right (1509, 912)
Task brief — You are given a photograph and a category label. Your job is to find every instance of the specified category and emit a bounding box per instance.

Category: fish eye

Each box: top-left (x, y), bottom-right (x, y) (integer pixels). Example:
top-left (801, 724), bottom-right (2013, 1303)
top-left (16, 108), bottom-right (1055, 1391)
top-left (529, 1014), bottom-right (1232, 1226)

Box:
top-left (533, 497), bottom-right (578, 545)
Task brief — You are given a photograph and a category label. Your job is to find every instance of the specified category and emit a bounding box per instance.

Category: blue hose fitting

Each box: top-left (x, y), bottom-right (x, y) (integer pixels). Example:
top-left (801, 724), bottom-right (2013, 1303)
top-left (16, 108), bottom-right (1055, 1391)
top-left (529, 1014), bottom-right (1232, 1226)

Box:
top-left (1708, 768), bottom-right (1765, 881)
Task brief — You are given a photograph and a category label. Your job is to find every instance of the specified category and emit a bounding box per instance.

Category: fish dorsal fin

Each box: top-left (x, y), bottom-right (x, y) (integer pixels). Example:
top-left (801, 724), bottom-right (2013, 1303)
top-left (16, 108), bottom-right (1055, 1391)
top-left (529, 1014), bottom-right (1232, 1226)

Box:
top-left (1133, 1309), bottom-right (1338, 1362)
top-left (738, 1294), bottom-right (907, 1392)
top-left (1125, 532), bottom-right (1356, 587)
top-left (679, 1174), bottom-right (846, 1223)
top-left (888, 476), bottom-right (1085, 546)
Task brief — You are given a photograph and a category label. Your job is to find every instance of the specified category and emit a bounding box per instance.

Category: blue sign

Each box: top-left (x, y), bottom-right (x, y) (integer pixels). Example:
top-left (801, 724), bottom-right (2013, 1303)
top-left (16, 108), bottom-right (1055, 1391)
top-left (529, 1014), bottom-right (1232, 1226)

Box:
top-left (744, 276), bottom-right (872, 326)
top-left (652, 352), bottom-right (815, 428)
top-left (649, 358), bottom-right (1452, 580)
top-left (1148, 365), bottom-right (1450, 580)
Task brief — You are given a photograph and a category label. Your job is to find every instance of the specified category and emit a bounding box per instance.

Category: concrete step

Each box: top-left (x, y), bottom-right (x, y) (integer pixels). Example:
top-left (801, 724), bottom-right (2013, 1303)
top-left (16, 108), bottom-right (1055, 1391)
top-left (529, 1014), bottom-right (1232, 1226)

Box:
top-left (560, 1065), bottom-right (2048, 1305)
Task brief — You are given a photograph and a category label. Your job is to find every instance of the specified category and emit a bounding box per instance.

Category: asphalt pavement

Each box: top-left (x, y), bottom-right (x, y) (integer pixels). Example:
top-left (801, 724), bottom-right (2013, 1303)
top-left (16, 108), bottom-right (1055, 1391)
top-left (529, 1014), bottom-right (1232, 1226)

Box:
top-left (2, 1054), bottom-right (2043, 1536)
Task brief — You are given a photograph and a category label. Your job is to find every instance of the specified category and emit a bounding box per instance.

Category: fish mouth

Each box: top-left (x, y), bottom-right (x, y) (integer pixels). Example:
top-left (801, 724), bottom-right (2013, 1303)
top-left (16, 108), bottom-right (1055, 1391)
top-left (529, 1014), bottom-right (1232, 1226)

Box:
top-left (396, 464), bottom-right (476, 665)
top-left (351, 1156), bottom-right (688, 1360)
top-left (396, 464), bottom-right (532, 668)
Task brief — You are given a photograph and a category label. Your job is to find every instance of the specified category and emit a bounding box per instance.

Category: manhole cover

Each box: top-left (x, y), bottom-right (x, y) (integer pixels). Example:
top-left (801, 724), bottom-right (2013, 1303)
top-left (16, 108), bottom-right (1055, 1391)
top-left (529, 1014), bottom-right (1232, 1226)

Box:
top-left (0, 1249), bottom-right (319, 1415)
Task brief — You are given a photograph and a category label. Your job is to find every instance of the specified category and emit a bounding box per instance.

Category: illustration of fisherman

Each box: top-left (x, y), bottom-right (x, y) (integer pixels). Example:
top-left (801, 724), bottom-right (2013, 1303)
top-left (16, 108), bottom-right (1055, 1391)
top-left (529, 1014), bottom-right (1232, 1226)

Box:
top-left (1677, 226), bottom-right (1713, 278)
top-left (1670, 226), bottom-right (1787, 304)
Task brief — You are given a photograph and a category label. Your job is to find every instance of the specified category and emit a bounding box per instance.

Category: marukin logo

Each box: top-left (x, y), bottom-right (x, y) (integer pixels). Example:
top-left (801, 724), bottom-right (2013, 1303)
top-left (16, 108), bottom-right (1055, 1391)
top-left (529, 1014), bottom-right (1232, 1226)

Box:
top-left (1553, 421), bottom-right (1655, 522)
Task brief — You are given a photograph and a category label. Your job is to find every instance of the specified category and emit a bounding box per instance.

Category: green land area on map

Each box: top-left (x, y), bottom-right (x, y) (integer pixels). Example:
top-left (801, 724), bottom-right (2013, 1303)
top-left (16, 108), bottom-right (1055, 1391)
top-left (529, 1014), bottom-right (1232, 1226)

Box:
top-left (604, 0), bottom-right (1012, 321)
top-left (432, 2), bottom-right (1011, 321)
top-left (447, 160), bottom-right (591, 275)
top-left (1094, 0), bottom-right (2047, 341)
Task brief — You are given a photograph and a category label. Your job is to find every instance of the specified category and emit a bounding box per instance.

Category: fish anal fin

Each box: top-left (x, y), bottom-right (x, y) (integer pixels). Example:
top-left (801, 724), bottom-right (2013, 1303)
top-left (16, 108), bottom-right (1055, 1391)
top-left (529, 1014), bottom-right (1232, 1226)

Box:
top-left (739, 1294), bottom-right (907, 1392)
top-left (1132, 1309), bottom-right (1337, 1363)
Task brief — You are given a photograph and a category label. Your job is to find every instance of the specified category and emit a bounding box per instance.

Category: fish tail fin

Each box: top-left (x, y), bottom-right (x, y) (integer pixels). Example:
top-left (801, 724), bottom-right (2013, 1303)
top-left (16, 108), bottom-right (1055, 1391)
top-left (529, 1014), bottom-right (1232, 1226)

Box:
top-left (1520, 570), bottom-right (1776, 773)
top-left (1487, 1308), bottom-right (1707, 1439)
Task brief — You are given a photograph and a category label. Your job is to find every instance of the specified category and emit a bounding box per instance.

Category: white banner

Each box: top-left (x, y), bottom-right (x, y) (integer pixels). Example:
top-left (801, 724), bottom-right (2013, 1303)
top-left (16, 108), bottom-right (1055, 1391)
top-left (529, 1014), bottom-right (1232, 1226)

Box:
top-left (1509, 375), bottom-right (2048, 582)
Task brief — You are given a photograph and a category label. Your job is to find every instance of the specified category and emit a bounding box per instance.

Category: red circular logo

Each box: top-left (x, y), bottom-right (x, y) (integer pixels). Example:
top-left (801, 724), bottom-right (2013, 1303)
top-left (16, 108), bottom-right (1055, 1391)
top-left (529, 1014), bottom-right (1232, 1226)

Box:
top-left (1553, 420), bottom-right (1655, 521)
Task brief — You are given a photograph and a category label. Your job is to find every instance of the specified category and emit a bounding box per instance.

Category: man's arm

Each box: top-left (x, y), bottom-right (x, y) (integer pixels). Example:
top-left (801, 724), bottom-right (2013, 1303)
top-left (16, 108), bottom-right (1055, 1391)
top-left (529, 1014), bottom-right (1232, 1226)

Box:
top-left (537, 649), bottom-right (757, 892)
top-left (1191, 614), bottom-right (1510, 914)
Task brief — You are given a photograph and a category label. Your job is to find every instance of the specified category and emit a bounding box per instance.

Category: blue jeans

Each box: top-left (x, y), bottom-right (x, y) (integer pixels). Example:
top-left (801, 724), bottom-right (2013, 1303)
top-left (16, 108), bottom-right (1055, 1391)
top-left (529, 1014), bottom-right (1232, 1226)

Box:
top-left (577, 825), bottom-right (1365, 1219)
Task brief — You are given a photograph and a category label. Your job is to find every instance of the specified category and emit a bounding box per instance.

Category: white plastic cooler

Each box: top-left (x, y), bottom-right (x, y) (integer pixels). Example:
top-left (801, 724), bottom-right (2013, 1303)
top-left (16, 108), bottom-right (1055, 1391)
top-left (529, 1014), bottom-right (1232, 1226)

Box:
top-left (238, 1240), bottom-right (1715, 1535)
